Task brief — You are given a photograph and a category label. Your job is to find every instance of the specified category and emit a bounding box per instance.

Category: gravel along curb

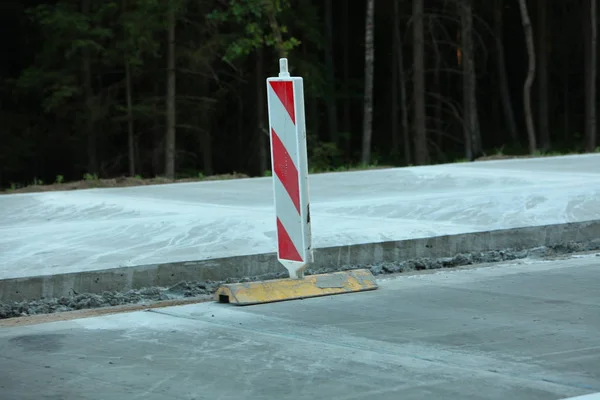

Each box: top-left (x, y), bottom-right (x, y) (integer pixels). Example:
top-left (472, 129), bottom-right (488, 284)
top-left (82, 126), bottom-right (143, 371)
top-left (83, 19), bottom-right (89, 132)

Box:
top-left (1, 238), bottom-right (599, 320)
top-left (4, 220), bottom-right (600, 305)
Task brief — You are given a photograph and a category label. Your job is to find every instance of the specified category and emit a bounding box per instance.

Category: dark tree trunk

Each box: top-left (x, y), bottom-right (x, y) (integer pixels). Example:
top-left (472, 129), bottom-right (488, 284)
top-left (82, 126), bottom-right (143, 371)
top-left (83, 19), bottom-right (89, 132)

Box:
top-left (125, 58), bottom-right (135, 176)
top-left (257, 48), bottom-right (267, 175)
top-left (391, 31), bottom-right (399, 157)
top-left (518, 0), bottom-right (537, 154)
top-left (165, 3), bottom-right (176, 179)
top-left (342, 0), bottom-right (351, 151)
top-left (394, 0), bottom-right (411, 165)
top-left (494, 0), bottom-right (519, 143)
top-left (201, 78), bottom-right (213, 176)
top-left (430, 19), bottom-right (443, 153)
top-left (537, 0), bottom-right (550, 151)
top-left (81, 0), bottom-right (97, 175)
top-left (584, 0), bottom-right (597, 152)
top-left (361, 0), bottom-right (375, 165)
top-left (460, 0), bottom-right (481, 160)
top-left (413, 0), bottom-right (429, 165)
top-left (324, 0), bottom-right (338, 145)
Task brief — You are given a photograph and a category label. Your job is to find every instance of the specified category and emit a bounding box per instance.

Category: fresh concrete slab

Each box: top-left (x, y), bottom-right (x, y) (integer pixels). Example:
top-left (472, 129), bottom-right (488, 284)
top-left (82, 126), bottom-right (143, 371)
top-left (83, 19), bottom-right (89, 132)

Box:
top-left (1, 254), bottom-right (599, 399)
top-left (3, 219), bottom-right (600, 304)
top-left (562, 394), bottom-right (600, 400)
top-left (2, 154), bottom-right (600, 282)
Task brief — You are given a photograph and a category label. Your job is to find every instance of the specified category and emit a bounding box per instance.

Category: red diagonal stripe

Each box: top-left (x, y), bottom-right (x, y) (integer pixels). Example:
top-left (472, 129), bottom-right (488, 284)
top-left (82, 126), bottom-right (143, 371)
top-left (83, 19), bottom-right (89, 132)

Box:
top-left (277, 217), bottom-right (303, 262)
top-left (271, 128), bottom-right (301, 214)
top-left (269, 81), bottom-right (296, 124)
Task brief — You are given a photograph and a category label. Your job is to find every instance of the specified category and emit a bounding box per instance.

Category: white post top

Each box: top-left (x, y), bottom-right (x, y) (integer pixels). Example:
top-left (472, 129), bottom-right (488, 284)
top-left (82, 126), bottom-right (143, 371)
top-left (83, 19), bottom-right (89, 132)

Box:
top-left (279, 58), bottom-right (290, 78)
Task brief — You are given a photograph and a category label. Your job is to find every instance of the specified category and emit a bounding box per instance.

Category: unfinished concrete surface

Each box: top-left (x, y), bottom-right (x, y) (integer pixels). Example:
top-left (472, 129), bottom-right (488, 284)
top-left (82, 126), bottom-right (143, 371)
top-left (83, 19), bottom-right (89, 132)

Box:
top-left (1, 254), bottom-right (599, 399)
top-left (563, 394), bottom-right (600, 400)
top-left (2, 220), bottom-right (600, 304)
top-left (2, 154), bottom-right (600, 279)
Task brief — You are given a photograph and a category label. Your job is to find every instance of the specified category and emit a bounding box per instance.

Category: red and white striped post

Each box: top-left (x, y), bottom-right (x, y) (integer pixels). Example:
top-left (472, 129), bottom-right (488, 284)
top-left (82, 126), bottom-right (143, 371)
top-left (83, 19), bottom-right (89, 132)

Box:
top-left (266, 58), bottom-right (313, 279)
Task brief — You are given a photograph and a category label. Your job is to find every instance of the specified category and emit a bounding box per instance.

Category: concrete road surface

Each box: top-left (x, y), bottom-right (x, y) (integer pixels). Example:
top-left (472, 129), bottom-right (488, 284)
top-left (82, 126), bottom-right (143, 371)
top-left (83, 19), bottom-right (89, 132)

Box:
top-left (1, 254), bottom-right (599, 400)
top-left (2, 154), bottom-right (600, 280)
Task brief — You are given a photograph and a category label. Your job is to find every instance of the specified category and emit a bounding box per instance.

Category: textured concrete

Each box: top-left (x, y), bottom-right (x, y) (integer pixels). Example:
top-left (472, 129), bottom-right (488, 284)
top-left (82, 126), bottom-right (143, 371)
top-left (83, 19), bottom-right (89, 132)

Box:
top-left (562, 394), bottom-right (600, 400)
top-left (2, 219), bottom-right (600, 303)
top-left (1, 255), bottom-right (599, 399)
top-left (2, 154), bottom-right (600, 281)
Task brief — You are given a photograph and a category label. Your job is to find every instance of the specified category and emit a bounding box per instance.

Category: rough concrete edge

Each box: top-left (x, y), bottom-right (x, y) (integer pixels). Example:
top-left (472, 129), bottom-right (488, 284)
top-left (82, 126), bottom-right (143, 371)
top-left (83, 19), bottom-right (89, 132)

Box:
top-left (2, 219), bottom-right (600, 305)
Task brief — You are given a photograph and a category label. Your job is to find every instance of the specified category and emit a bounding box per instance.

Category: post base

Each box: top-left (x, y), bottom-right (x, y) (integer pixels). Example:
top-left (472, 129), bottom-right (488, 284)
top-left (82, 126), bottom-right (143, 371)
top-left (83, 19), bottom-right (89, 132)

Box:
top-left (215, 269), bottom-right (378, 306)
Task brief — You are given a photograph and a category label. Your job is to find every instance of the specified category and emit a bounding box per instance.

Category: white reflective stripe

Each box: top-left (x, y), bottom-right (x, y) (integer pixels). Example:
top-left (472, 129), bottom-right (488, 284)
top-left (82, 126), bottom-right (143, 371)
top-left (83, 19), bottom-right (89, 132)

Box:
top-left (292, 79), bottom-right (312, 261)
top-left (273, 175), bottom-right (305, 262)
top-left (267, 81), bottom-right (299, 167)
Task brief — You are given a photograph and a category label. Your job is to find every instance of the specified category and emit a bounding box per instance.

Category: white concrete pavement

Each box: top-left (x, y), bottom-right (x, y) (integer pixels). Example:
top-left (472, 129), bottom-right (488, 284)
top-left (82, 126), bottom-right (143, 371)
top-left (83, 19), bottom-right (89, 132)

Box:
top-left (1, 254), bottom-right (599, 399)
top-left (1, 154), bottom-right (600, 280)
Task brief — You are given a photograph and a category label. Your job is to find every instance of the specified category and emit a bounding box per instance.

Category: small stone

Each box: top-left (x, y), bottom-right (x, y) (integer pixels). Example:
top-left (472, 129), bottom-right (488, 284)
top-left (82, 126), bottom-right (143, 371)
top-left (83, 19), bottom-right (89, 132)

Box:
top-left (369, 265), bottom-right (384, 275)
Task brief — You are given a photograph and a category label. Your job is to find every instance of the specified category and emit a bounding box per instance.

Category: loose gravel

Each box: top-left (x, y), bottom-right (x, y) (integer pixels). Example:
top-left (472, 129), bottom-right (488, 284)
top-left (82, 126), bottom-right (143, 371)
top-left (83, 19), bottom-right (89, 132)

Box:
top-left (1, 240), bottom-right (599, 320)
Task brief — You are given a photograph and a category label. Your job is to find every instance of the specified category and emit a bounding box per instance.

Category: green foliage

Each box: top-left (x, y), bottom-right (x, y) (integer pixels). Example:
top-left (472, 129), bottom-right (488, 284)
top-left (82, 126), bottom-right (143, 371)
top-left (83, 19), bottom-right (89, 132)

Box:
top-left (17, 2), bottom-right (107, 112)
top-left (532, 150), bottom-right (564, 157)
top-left (308, 140), bottom-right (342, 172)
top-left (1, 0), bottom-right (598, 191)
top-left (208, 0), bottom-right (300, 62)
top-left (308, 162), bottom-right (384, 174)
top-left (113, 0), bottom-right (165, 66)
top-left (15, 0), bottom-right (165, 118)
top-left (83, 173), bottom-right (99, 181)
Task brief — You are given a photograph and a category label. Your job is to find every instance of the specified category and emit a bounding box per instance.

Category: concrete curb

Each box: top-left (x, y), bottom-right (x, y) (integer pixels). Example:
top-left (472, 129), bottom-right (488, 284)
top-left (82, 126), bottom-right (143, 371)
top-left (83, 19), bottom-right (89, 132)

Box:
top-left (2, 219), bottom-right (600, 303)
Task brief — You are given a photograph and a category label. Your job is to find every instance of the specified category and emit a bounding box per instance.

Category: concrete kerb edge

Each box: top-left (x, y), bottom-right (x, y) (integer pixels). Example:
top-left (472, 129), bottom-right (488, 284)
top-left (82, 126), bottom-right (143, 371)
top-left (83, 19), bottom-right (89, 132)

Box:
top-left (2, 219), bottom-right (600, 303)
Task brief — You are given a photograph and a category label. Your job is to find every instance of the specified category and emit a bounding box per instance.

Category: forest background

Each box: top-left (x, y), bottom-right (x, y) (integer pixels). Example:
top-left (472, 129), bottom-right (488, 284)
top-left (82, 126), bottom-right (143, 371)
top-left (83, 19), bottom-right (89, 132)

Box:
top-left (0, 0), bottom-right (597, 191)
